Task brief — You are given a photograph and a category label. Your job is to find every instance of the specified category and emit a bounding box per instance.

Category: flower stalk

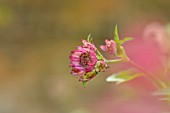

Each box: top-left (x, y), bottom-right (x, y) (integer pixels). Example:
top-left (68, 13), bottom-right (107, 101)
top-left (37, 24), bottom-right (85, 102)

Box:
top-left (128, 59), bottom-right (167, 89)
top-left (106, 59), bottom-right (124, 64)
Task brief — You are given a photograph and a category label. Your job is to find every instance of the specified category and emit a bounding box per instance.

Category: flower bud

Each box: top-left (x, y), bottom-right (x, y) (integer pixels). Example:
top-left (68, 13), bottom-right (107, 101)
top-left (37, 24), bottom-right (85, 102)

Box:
top-left (100, 39), bottom-right (117, 55)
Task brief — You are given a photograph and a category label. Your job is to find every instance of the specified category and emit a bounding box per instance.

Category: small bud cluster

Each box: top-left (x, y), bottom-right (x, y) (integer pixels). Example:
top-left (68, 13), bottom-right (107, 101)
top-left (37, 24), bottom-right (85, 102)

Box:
top-left (100, 39), bottom-right (117, 55)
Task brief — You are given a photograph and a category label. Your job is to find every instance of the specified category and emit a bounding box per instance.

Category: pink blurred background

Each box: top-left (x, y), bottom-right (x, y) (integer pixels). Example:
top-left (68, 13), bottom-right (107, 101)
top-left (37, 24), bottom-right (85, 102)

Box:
top-left (0, 0), bottom-right (170, 113)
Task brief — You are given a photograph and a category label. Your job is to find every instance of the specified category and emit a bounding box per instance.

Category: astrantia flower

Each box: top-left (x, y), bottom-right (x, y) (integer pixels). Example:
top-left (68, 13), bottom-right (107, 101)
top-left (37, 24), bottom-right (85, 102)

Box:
top-left (70, 47), bottom-right (97, 75)
top-left (69, 39), bottom-right (107, 83)
top-left (100, 39), bottom-right (117, 55)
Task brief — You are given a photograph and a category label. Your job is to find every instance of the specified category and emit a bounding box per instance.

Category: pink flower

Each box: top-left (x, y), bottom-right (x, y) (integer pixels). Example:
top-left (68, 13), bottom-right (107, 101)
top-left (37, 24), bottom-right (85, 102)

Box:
top-left (82, 39), bottom-right (96, 51)
top-left (69, 39), bottom-right (108, 83)
top-left (100, 39), bottom-right (117, 55)
top-left (69, 47), bottom-right (97, 76)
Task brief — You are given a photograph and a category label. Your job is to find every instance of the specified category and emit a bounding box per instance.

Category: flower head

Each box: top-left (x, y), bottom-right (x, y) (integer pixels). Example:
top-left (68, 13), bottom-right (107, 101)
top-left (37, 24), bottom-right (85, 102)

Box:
top-left (70, 48), bottom-right (97, 76)
top-left (69, 39), bottom-right (107, 83)
top-left (100, 39), bottom-right (117, 55)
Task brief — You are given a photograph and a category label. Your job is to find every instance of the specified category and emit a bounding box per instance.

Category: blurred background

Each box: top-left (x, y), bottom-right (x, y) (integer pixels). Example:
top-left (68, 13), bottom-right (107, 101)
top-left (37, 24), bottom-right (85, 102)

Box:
top-left (0, 0), bottom-right (170, 113)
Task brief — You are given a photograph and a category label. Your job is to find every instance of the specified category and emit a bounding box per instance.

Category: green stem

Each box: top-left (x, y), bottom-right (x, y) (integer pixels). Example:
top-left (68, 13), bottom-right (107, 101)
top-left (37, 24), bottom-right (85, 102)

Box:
top-left (99, 45), bottom-right (166, 89)
top-left (96, 49), bottom-right (106, 60)
top-left (128, 59), bottom-right (167, 89)
top-left (106, 59), bottom-right (124, 64)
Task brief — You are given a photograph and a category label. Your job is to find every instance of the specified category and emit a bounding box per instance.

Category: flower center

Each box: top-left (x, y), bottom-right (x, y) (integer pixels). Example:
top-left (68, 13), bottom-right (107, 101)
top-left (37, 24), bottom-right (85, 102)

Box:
top-left (80, 53), bottom-right (91, 67)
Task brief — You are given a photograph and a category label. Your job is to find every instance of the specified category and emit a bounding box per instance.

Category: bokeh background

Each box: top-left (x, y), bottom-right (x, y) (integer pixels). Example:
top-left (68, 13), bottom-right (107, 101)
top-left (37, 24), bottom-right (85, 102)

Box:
top-left (0, 0), bottom-right (170, 113)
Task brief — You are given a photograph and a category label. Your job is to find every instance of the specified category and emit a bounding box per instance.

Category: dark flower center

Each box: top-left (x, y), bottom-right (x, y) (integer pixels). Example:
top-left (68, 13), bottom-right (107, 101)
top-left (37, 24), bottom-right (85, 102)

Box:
top-left (80, 53), bottom-right (91, 67)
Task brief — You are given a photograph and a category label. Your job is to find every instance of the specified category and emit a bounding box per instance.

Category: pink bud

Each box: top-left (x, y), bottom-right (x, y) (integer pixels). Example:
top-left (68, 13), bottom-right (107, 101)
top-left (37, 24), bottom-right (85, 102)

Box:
top-left (82, 39), bottom-right (96, 51)
top-left (100, 39), bottom-right (117, 55)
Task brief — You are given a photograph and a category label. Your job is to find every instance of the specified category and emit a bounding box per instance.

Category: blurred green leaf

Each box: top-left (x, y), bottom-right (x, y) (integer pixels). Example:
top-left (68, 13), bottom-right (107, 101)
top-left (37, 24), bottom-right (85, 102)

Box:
top-left (113, 26), bottom-right (130, 61)
top-left (87, 34), bottom-right (92, 42)
top-left (153, 88), bottom-right (170, 96)
top-left (119, 37), bottom-right (134, 45)
top-left (159, 97), bottom-right (170, 101)
top-left (153, 88), bottom-right (170, 101)
top-left (116, 46), bottom-right (129, 61)
top-left (82, 81), bottom-right (87, 87)
top-left (114, 25), bottom-right (120, 44)
top-left (106, 69), bottom-right (142, 84)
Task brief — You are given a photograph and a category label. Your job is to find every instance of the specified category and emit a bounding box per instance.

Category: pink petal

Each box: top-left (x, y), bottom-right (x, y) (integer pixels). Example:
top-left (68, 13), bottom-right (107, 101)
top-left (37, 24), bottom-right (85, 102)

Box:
top-left (100, 45), bottom-right (106, 51)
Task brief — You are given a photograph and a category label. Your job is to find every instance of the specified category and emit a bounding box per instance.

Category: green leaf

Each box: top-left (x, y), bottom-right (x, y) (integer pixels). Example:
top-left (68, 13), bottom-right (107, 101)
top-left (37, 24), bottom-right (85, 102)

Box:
top-left (87, 34), bottom-right (92, 42)
top-left (114, 25), bottom-right (120, 44)
top-left (158, 97), bottom-right (170, 101)
top-left (153, 88), bottom-right (170, 96)
top-left (119, 37), bottom-right (134, 45)
top-left (106, 69), bottom-right (142, 84)
top-left (153, 88), bottom-right (170, 101)
top-left (82, 81), bottom-right (87, 87)
top-left (116, 46), bottom-right (129, 61)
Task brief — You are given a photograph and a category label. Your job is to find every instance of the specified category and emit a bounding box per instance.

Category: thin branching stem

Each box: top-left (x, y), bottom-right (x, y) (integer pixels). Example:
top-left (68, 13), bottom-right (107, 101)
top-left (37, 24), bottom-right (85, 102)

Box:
top-left (128, 59), bottom-right (167, 89)
top-left (106, 59), bottom-right (123, 64)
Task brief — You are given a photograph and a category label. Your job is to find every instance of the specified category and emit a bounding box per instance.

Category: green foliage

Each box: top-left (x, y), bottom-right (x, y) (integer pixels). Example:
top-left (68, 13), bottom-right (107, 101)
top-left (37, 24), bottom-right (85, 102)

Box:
top-left (153, 88), bottom-right (170, 101)
top-left (82, 81), bottom-right (87, 86)
top-left (114, 25), bottom-right (122, 58)
top-left (113, 25), bottom-right (133, 61)
top-left (87, 34), bottom-right (92, 43)
top-left (106, 69), bottom-right (142, 84)
top-left (114, 25), bottom-right (120, 44)
top-left (119, 37), bottom-right (134, 45)
top-left (117, 46), bottom-right (129, 61)
top-left (81, 70), bottom-right (98, 85)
